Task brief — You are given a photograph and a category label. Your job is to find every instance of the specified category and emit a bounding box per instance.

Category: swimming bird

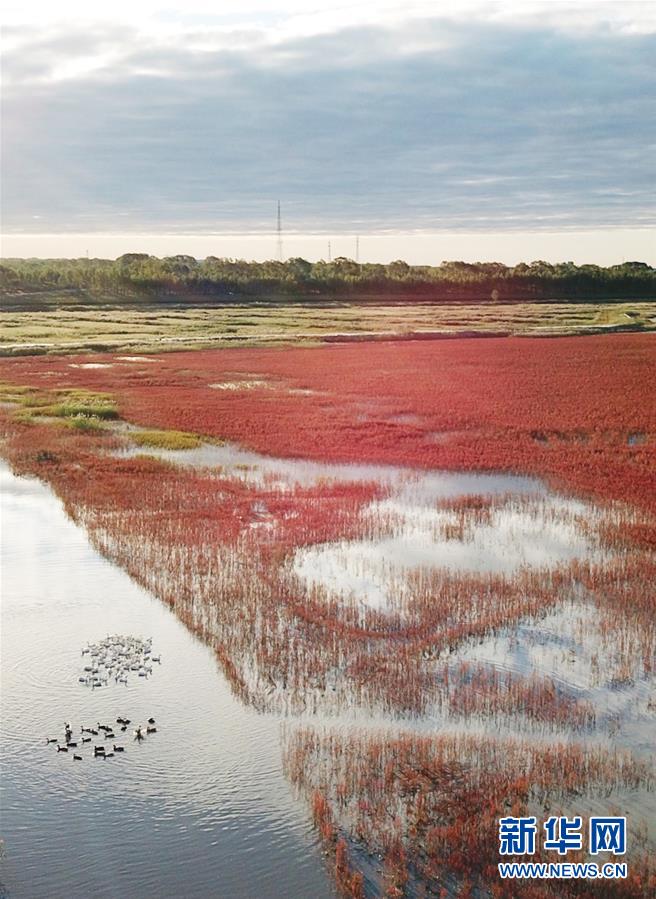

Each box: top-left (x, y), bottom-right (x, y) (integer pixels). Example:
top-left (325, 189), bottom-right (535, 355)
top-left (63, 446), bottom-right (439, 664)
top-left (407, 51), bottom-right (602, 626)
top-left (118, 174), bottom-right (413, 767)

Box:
top-left (113, 745), bottom-right (125, 752)
top-left (94, 746), bottom-right (105, 757)
top-left (57, 745), bottom-right (68, 753)
top-left (146, 726), bottom-right (157, 734)
top-left (82, 737), bottom-right (91, 744)
top-left (147, 717), bottom-right (156, 725)
top-left (73, 754), bottom-right (82, 761)
top-left (66, 741), bottom-right (78, 748)
top-left (46, 737), bottom-right (57, 744)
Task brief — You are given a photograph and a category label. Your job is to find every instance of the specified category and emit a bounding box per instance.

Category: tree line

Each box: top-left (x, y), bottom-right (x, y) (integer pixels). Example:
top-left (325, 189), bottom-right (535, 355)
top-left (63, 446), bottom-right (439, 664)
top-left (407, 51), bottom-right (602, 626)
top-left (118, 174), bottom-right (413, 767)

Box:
top-left (1, 255), bottom-right (654, 305)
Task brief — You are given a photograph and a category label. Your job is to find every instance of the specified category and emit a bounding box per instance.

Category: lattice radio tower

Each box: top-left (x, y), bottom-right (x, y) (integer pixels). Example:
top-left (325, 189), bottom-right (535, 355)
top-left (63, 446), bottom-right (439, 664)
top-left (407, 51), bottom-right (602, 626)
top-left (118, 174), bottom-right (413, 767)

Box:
top-left (276, 200), bottom-right (284, 261)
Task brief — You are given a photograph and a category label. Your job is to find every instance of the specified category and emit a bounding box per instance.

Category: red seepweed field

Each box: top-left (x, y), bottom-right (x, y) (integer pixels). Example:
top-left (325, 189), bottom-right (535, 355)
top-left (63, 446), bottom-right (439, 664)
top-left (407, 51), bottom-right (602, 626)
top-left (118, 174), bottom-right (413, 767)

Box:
top-left (1, 332), bottom-right (655, 897)
top-left (1, 333), bottom-right (655, 512)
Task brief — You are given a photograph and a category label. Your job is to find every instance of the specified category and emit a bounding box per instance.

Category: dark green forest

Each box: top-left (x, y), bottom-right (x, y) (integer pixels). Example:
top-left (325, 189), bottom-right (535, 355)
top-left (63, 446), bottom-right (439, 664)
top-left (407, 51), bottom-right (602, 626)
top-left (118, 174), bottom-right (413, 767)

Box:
top-left (1, 255), bottom-right (654, 306)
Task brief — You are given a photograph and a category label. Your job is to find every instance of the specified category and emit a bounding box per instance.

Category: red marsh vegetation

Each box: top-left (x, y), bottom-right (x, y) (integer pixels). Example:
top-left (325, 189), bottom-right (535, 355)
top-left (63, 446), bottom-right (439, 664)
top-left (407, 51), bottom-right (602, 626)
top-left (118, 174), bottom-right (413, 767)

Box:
top-left (0, 333), bottom-right (654, 896)
top-left (0, 333), bottom-right (654, 516)
top-left (285, 728), bottom-right (655, 898)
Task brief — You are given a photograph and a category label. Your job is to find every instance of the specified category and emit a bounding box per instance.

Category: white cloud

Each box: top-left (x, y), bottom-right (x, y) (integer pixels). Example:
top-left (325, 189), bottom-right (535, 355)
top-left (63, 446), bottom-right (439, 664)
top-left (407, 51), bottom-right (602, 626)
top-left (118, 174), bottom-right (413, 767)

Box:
top-left (1, 2), bottom-right (654, 239)
top-left (3, 1), bottom-right (656, 38)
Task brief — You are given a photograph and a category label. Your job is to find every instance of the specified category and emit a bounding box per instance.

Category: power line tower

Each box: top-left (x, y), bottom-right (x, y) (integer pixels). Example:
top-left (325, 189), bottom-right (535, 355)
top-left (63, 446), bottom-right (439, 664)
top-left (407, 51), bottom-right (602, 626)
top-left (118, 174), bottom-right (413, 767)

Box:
top-left (276, 200), bottom-right (283, 262)
top-left (328, 240), bottom-right (332, 262)
top-left (355, 236), bottom-right (360, 263)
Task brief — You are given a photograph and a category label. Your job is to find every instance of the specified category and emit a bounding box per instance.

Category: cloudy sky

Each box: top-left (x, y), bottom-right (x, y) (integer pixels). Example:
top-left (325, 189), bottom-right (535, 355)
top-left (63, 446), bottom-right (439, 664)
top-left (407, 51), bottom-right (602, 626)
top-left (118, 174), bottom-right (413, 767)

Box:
top-left (2, 1), bottom-right (655, 262)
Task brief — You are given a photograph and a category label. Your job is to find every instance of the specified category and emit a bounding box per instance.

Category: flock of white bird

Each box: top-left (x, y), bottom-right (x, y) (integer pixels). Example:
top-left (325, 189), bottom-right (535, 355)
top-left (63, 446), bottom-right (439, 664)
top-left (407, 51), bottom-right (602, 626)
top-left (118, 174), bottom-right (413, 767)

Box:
top-left (78, 633), bottom-right (161, 688)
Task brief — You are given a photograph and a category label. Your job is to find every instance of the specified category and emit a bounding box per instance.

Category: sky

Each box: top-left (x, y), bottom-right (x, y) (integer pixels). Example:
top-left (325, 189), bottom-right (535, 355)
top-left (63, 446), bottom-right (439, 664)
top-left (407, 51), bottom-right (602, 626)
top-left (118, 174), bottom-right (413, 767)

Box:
top-left (1, 0), bottom-right (655, 263)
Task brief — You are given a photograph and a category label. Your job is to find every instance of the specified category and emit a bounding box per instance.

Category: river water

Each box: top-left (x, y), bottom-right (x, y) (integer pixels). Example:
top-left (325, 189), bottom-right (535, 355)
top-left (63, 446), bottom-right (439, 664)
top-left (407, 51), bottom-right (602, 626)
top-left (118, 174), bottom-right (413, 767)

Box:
top-left (0, 463), bottom-right (333, 899)
top-left (2, 448), bottom-right (653, 897)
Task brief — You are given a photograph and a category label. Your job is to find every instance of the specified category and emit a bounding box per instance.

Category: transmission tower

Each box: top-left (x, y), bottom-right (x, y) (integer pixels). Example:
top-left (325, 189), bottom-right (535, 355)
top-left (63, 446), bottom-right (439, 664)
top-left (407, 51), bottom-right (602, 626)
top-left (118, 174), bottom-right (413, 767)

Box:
top-left (276, 201), bottom-right (283, 261)
top-left (355, 236), bottom-right (360, 263)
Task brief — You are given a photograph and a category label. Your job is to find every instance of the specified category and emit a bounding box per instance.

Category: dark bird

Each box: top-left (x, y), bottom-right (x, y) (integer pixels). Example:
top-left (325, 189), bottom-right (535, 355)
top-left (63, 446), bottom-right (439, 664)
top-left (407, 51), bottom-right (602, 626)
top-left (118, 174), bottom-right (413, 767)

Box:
top-left (146, 726), bottom-right (157, 734)
top-left (147, 717), bottom-right (156, 725)
top-left (113, 745), bottom-right (125, 752)
top-left (46, 737), bottom-right (57, 744)
top-left (57, 745), bottom-right (68, 753)
top-left (73, 754), bottom-right (82, 761)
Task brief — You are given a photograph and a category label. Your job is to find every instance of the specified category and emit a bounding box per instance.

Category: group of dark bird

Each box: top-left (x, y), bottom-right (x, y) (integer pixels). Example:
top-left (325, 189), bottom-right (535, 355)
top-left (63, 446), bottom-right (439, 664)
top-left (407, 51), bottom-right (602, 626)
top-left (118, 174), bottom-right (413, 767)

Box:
top-left (45, 717), bottom-right (158, 760)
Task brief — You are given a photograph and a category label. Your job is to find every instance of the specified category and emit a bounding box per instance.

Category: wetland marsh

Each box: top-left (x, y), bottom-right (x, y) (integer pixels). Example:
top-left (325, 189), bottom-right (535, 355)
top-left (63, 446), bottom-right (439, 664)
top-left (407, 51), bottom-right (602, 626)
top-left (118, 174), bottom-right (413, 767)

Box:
top-left (1, 333), bottom-right (654, 897)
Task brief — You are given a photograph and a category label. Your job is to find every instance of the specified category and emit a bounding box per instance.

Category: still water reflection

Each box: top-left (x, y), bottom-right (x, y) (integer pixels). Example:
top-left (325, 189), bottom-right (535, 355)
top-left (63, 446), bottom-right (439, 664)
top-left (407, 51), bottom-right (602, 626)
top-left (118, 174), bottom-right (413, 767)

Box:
top-left (0, 464), bottom-right (333, 899)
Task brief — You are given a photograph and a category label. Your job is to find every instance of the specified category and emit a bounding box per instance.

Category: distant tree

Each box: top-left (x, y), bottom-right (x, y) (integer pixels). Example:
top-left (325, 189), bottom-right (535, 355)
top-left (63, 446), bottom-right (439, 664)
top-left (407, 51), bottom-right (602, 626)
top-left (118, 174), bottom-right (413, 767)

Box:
top-left (0, 264), bottom-right (19, 289)
top-left (2, 255), bottom-right (655, 304)
top-left (117, 253), bottom-right (151, 265)
top-left (283, 257), bottom-right (312, 282)
top-left (388, 260), bottom-right (410, 279)
top-left (331, 257), bottom-right (360, 278)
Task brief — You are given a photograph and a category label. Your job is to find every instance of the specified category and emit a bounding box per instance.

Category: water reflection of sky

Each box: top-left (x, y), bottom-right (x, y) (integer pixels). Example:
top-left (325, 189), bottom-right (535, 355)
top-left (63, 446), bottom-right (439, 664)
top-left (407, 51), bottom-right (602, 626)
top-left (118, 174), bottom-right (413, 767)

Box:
top-left (116, 439), bottom-right (541, 494)
top-left (116, 439), bottom-right (591, 613)
top-left (3, 449), bottom-right (654, 895)
top-left (294, 498), bottom-right (595, 612)
top-left (0, 466), bottom-right (331, 899)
